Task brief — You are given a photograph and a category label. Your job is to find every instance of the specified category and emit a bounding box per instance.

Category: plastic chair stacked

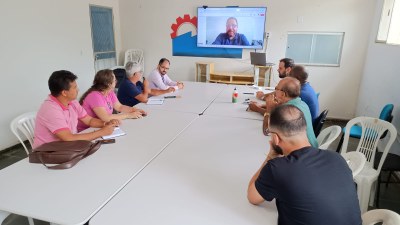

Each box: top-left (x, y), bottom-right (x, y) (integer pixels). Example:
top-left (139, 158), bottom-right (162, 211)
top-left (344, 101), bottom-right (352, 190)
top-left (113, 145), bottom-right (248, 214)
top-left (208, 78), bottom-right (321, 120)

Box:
top-left (124, 49), bottom-right (144, 73)
top-left (362, 209), bottom-right (400, 225)
top-left (317, 125), bottom-right (341, 150)
top-left (340, 117), bottom-right (397, 213)
top-left (10, 111), bottom-right (36, 155)
top-left (336, 104), bottom-right (394, 152)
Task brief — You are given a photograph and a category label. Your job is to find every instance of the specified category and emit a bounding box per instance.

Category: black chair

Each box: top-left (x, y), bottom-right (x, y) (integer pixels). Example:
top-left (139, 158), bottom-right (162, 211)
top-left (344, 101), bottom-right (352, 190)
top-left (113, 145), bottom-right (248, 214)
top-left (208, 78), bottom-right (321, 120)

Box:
top-left (374, 149), bottom-right (400, 208)
top-left (113, 68), bottom-right (127, 89)
top-left (313, 109), bottom-right (328, 137)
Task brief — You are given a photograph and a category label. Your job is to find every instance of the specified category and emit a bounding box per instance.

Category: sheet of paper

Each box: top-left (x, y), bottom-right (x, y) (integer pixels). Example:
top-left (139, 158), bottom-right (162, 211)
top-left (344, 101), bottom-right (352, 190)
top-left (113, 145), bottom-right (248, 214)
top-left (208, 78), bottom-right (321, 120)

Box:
top-left (102, 127), bottom-right (126, 139)
top-left (147, 98), bottom-right (164, 105)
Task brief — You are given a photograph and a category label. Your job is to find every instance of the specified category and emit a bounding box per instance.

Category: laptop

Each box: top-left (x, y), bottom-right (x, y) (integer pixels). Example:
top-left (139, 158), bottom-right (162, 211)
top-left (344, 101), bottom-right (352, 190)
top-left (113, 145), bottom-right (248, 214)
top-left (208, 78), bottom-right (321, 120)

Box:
top-left (250, 52), bottom-right (274, 66)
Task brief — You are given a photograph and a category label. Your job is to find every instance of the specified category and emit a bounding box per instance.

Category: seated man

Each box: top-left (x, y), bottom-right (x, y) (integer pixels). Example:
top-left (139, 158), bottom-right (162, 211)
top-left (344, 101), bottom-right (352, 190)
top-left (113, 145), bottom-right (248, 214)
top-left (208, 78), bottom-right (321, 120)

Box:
top-left (249, 77), bottom-right (318, 147)
top-left (118, 62), bottom-right (175, 106)
top-left (247, 104), bottom-right (361, 225)
top-left (255, 58), bottom-right (294, 101)
top-left (147, 58), bottom-right (184, 91)
top-left (288, 65), bottom-right (319, 121)
top-left (212, 17), bottom-right (250, 46)
top-left (33, 70), bottom-right (119, 148)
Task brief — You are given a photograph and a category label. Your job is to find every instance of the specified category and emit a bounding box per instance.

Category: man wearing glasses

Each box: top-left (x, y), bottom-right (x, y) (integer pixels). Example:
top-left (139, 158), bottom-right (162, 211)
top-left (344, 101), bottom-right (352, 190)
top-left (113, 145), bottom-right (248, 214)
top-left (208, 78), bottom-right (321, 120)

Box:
top-left (147, 58), bottom-right (184, 91)
top-left (247, 104), bottom-right (361, 225)
top-left (212, 17), bottom-right (250, 46)
top-left (249, 77), bottom-right (317, 147)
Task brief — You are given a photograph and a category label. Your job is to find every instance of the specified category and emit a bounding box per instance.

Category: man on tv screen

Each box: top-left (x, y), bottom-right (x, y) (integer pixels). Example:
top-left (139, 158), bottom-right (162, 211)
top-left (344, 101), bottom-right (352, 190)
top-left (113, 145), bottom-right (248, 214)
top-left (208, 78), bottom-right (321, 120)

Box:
top-left (212, 17), bottom-right (250, 46)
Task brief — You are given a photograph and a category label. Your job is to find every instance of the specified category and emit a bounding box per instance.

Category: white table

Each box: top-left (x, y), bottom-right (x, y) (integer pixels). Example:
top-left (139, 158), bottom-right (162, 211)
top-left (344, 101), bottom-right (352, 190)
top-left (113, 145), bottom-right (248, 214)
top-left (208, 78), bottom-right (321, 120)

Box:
top-left (0, 110), bottom-right (198, 225)
top-left (137, 81), bottom-right (226, 114)
top-left (204, 85), bottom-right (273, 120)
top-left (90, 115), bottom-right (278, 225)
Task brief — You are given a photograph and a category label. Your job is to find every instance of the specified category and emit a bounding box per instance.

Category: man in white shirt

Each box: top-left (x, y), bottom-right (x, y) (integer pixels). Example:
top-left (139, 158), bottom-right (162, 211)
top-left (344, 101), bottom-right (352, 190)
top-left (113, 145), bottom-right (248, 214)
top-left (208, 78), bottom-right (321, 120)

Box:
top-left (147, 58), bottom-right (184, 91)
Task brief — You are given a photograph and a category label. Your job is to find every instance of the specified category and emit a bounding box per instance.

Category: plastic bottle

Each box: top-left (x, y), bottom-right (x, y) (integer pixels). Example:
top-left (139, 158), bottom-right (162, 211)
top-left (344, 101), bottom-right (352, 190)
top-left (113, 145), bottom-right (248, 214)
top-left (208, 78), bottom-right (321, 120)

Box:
top-left (232, 87), bottom-right (238, 103)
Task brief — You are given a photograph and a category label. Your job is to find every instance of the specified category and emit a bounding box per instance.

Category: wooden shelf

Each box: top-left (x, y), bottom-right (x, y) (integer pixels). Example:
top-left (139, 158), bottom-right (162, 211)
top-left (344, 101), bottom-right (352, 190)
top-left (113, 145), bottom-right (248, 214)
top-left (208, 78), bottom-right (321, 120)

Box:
top-left (195, 62), bottom-right (254, 85)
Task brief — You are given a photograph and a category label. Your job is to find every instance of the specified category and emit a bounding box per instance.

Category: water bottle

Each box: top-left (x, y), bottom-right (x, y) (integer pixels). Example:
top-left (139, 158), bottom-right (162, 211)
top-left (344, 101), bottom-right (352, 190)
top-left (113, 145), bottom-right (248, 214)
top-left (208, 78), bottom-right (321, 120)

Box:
top-left (232, 87), bottom-right (238, 103)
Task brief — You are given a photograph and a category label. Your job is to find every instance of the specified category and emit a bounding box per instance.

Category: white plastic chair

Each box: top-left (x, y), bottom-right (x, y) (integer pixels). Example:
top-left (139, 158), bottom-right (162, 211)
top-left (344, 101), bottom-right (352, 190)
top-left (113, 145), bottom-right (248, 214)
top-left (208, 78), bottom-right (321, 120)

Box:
top-left (340, 117), bottom-right (397, 214)
top-left (124, 49), bottom-right (144, 72)
top-left (342, 151), bottom-right (366, 178)
top-left (317, 125), bottom-right (341, 150)
top-left (10, 111), bottom-right (36, 155)
top-left (362, 209), bottom-right (400, 225)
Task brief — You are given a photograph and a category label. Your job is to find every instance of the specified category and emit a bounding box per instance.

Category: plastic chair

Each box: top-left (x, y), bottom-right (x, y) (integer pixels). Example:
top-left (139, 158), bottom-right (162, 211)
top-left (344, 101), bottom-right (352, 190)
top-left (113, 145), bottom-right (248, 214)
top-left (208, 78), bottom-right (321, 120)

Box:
top-left (342, 152), bottom-right (366, 178)
top-left (312, 109), bottom-right (328, 137)
top-left (362, 209), bottom-right (400, 225)
top-left (317, 125), bottom-right (341, 150)
top-left (336, 104), bottom-right (394, 152)
top-left (340, 117), bottom-right (397, 214)
top-left (10, 111), bottom-right (36, 155)
top-left (124, 49), bottom-right (144, 72)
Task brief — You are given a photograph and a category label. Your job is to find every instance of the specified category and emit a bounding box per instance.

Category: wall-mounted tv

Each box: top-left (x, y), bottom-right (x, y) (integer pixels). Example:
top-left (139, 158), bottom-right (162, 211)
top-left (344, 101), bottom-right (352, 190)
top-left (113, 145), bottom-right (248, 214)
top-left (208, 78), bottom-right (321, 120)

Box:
top-left (197, 7), bottom-right (267, 49)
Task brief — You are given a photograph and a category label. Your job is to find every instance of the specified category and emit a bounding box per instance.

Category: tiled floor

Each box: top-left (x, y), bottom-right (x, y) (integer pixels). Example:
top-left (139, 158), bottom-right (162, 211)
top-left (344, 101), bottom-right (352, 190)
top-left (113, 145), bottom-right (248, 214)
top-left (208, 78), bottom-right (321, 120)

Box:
top-left (0, 120), bottom-right (399, 224)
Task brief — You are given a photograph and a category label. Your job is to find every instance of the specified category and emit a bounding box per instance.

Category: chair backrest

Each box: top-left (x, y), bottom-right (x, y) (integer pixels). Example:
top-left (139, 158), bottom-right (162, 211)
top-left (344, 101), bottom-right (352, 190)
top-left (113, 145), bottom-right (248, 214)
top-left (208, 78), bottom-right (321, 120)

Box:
top-left (379, 104), bottom-right (394, 122)
top-left (10, 112), bottom-right (37, 155)
top-left (113, 68), bottom-right (126, 89)
top-left (341, 151), bottom-right (366, 178)
top-left (313, 109), bottom-right (328, 137)
top-left (124, 49), bottom-right (144, 71)
top-left (379, 104), bottom-right (394, 139)
top-left (362, 209), bottom-right (400, 225)
top-left (317, 125), bottom-right (341, 150)
top-left (340, 117), bottom-right (397, 173)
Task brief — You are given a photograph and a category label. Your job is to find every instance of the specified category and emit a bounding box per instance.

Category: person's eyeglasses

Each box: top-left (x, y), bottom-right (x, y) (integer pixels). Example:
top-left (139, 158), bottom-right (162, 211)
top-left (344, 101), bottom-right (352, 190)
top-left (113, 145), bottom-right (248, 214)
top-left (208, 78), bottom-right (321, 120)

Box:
top-left (275, 87), bottom-right (286, 95)
top-left (160, 66), bottom-right (169, 70)
top-left (226, 24), bottom-right (238, 28)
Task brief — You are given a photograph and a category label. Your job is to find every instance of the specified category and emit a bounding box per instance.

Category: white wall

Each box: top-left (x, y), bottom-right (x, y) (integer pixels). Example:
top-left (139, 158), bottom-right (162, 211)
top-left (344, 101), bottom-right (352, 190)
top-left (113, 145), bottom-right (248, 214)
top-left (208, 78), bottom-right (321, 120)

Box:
top-left (357, 0), bottom-right (400, 154)
top-left (0, 0), bottom-right (121, 150)
top-left (118, 0), bottom-right (375, 120)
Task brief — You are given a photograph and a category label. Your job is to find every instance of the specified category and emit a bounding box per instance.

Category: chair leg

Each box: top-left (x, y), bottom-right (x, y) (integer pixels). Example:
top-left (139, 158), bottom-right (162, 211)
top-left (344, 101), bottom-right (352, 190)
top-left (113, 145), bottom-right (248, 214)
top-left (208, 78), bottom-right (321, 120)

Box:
top-left (386, 171), bottom-right (392, 188)
top-left (336, 133), bottom-right (344, 153)
top-left (376, 173), bottom-right (381, 208)
top-left (28, 217), bottom-right (34, 225)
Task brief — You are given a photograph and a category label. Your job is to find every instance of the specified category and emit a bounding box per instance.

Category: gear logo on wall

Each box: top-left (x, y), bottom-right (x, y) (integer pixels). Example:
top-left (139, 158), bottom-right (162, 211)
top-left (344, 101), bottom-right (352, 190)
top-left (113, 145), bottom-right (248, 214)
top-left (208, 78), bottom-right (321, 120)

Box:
top-left (170, 14), bottom-right (242, 58)
top-left (170, 14), bottom-right (197, 39)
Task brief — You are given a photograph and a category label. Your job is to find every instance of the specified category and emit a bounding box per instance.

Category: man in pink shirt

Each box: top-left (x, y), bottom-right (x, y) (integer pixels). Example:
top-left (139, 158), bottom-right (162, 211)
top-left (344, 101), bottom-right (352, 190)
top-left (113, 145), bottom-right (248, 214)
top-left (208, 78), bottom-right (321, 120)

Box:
top-left (33, 70), bottom-right (119, 148)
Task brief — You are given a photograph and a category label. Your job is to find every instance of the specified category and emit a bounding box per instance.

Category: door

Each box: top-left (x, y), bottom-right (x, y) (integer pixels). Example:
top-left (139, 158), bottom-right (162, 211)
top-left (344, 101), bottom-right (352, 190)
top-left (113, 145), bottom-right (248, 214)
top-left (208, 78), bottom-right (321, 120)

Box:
top-left (89, 5), bottom-right (117, 72)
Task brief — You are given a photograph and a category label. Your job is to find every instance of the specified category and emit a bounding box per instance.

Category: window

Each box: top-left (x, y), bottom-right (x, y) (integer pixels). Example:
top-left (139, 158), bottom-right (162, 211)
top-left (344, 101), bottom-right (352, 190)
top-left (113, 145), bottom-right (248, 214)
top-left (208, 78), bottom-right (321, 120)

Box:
top-left (377, 0), bottom-right (400, 45)
top-left (285, 32), bottom-right (344, 67)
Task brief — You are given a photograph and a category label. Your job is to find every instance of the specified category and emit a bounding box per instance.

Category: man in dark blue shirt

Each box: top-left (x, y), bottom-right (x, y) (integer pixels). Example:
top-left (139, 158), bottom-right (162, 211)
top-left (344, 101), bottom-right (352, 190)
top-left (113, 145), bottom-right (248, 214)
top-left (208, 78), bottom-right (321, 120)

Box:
top-left (247, 104), bottom-right (361, 225)
top-left (117, 62), bottom-right (150, 107)
top-left (289, 65), bottom-right (319, 121)
top-left (212, 17), bottom-right (250, 46)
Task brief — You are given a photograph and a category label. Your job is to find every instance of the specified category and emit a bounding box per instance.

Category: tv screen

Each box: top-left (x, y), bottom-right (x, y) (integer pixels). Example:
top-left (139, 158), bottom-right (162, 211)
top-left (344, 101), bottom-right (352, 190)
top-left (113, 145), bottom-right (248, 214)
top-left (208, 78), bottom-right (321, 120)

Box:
top-left (197, 7), bottom-right (267, 49)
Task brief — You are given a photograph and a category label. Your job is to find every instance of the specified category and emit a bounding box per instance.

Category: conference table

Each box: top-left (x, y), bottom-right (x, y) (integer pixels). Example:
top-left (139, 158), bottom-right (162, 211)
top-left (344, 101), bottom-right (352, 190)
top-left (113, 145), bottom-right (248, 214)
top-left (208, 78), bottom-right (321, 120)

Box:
top-left (203, 84), bottom-right (272, 120)
top-left (0, 110), bottom-right (198, 225)
top-left (0, 81), bottom-right (277, 225)
top-left (138, 81), bottom-right (227, 114)
top-left (89, 115), bottom-right (277, 225)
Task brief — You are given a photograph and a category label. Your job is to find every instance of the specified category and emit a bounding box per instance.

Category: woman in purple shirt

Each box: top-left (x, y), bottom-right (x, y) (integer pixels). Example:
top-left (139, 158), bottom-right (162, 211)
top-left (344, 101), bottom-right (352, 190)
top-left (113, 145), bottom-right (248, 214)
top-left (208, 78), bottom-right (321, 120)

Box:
top-left (78, 69), bottom-right (147, 131)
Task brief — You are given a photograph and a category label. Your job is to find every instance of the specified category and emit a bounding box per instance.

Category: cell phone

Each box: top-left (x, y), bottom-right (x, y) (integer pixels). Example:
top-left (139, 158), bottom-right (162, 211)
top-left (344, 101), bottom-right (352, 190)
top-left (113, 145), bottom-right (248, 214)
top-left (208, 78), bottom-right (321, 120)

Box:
top-left (100, 139), bottom-right (116, 144)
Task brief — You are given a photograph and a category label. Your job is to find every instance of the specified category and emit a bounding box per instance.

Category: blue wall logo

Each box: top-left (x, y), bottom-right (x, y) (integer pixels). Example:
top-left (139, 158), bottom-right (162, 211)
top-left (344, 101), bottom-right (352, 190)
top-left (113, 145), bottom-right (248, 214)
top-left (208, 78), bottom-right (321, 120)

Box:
top-left (170, 14), bottom-right (242, 58)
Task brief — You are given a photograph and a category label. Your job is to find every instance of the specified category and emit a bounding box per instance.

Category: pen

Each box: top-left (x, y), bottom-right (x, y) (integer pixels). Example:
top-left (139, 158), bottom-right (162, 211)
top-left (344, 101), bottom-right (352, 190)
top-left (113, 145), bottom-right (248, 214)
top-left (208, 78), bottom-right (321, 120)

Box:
top-left (164, 96), bottom-right (176, 99)
top-left (243, 92), bottom-right (254, 95)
